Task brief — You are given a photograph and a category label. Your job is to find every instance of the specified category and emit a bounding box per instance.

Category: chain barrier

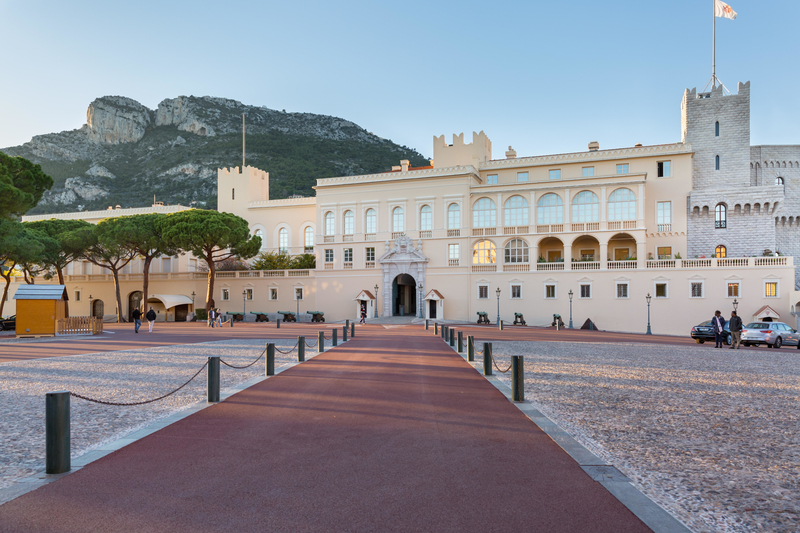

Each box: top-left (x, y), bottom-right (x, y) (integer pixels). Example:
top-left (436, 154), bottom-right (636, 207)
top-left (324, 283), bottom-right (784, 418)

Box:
top-left (490, 352), bottom-right (513, 374)
top-left (274, 340), bottom-right (300, 354)
top-left (70, 361), bottom-right (209, 406)
top-left (220, 347), bottom-right (267, 369)
top-left (304, 339), bottom-right (318, 348)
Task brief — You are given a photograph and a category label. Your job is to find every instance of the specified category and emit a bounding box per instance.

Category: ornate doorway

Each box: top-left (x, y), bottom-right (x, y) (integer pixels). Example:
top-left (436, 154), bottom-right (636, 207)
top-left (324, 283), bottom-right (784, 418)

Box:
top-left (128, 291), bottom-right (143, 321)
top-left (392, 274), bottom-right (416, 317)
top-left (92, 299), bottom-right (104, 318)
top-left (378, 236), bottom-right (428, 317)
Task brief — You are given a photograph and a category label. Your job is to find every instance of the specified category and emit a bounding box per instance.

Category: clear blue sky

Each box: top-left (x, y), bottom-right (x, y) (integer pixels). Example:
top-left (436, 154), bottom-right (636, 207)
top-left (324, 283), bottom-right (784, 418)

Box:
top-left (1, 0), bottom-right (798, 159)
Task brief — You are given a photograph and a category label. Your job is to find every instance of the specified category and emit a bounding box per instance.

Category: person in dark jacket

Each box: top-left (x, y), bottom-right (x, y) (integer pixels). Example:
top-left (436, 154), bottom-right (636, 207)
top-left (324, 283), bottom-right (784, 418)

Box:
top-left (729, 310), bottom-right (743, 349)
top-left (711, 310), bottom-right (725, 348)
top-left (146, 307), bottom-right (157, 333)
top-left (131, 307), bottom-right (142, 333)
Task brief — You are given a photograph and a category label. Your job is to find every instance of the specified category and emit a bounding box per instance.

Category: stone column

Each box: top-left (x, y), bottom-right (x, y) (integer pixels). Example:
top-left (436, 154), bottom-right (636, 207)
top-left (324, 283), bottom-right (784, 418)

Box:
top-left (637, 241), bottom-right (647, 269)
top-left (564, 244), bottom-right (572, 271)
top-left (600, 242), bottom-right (608, 268)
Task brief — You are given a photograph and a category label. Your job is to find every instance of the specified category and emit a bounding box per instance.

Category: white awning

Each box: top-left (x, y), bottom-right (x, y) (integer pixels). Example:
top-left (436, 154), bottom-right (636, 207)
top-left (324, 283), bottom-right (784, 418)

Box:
top-left (147, 294), bottom-right (194, 310)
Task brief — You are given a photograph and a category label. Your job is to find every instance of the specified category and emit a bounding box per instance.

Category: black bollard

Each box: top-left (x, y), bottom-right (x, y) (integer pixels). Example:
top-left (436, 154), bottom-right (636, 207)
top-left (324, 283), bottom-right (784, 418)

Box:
top-left (351, 322), bottom-right (355, 338)
top-left (425, 319), bottom-right (429, 330)
top-left (483, 342), bottom-right (492, 376)
top-left (298, 336), bottom-right (305, 362)
top-left (434, 322), bottom-right (439, 335)
top-left (512, 355), bottom-right (524, 402)
top-left (266, 343), bottom-right (275, 376)
top-left (230, 315), bottom-right (234, 328)
top-left (346, 319), bottom-right (350, 330)
top-left (343, 325), bottom-right (348, 342)
top-left (207, 356), bottom-right (220, 402)
top-left (468, 336), bottom-right (475, 362)
top-left (457, 331), bottom-right (463, 353)
top-left (277, 319), bottom-right (281, 329)
top-left (318, 331), bottom-right (325, 352)
top-left (333, 328), bottom-right (338, 346)
top-left (46, 391), bottom-right (70, 474)
top-left (449, 328), bottom-right (455, 347)
top-left (441, 325), bottom-right (447, 340)
top-left (499, 320), bottom-right (504, 331)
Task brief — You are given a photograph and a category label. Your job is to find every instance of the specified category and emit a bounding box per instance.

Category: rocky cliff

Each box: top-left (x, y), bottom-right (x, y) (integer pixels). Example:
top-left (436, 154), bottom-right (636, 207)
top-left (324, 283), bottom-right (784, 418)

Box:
top-left (3, 96), bottom-right (428, 214)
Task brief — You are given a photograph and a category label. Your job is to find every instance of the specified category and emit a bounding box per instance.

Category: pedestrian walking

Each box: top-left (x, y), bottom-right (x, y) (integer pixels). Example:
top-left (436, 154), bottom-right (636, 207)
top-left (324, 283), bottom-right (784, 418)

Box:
top-left (216, 308), bottom-right (222, 327)
top-left (208, 308), bottom-right (215, 328)
top-left (131, 307), bottom-right (142, 334)
top-left (146, 307), bottom-right (157, 334)
top-left (729, 310), bottom-right (743, 349)
top-left (360, 304), bottom-right (366, 324)
top-left (711, 310), bottom-right (725, 348)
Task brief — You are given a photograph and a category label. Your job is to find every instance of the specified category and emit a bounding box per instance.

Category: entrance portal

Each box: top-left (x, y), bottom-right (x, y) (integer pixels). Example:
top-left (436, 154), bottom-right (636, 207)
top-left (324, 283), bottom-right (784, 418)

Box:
top-left (128, 291), bottom-right (143, 321)
top-left (429, 300), bottom-right (437, 319)
top-left (92, 299), bottom-right (104, 319)
top-left (392, 274), bottom-right (417, 317)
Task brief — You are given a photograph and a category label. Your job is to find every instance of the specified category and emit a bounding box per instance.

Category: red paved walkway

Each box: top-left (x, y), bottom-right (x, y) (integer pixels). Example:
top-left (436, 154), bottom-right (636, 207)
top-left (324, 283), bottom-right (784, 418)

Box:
top-left (0, 327), bottom-right (650, 532)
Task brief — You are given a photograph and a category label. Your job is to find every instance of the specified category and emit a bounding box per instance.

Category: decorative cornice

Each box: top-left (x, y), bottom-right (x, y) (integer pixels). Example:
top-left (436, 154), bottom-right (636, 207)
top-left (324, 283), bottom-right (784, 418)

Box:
top-left (22, 204), bottom-right (191, 222)
top-left (314, 165), bottom-right (480, 188)
top-left (248, 197), bottom-right (316, 209)
top-left (481, 143), bottom-right (693, 170)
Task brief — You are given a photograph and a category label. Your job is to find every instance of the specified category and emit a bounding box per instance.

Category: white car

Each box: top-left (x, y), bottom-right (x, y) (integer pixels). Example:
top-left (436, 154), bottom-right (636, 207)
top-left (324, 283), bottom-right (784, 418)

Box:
top-left (740, 322), bottom-right (800, 349)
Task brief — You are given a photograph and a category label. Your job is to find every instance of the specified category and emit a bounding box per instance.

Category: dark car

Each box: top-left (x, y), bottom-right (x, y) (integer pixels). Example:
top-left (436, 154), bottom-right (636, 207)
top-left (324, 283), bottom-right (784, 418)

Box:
top-left (691, 320), bottom-right (731, 345)
top-left (0, 315), bottom-right (16, 331)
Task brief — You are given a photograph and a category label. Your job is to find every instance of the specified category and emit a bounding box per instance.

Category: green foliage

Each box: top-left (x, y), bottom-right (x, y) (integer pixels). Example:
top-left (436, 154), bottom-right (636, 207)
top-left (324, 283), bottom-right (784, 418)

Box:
top-left (195, 308), bottom-right (208, 321)
top-left (23, 218), bottom-right (95, 283)
top-left (101, 213), bottom-right (179, 259)
top-left (291, 253), bottom-right (316, 269)
top-left (0, 221), bottom-right (47, 316)
top-left (250, 252), bottom-right (316, 270)
top-left (0, 152), bottom-right (53, 219)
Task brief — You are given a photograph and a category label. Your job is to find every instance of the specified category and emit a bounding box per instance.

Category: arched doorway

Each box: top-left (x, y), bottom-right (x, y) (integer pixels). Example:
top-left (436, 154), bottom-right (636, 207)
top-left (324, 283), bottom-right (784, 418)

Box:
top-left (92, 299), bottom-right (104, 319)
top-left (128, 291), bottom-right (143, 321)
top-left (392, 273), bottom-right (417, 317)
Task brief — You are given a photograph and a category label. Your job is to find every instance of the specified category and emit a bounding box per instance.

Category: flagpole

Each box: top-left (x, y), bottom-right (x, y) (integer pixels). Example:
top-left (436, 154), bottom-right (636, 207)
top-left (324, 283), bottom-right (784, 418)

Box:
top-left (712, 0), bottom-right (716, 86)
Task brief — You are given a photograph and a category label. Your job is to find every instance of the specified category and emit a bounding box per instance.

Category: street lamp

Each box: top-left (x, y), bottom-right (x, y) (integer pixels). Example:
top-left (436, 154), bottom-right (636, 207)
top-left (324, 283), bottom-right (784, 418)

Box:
top-left (417, 283), bottom-right (423, 319)
top-left (242, 290), bottom-right (247, 323)
top-left (568, 289), bottom-right (574, 329)
top-left (495, 287), bottom-right (501, 325)
top-left (374, 284), bottom-right (379, 318)
top-left (646, 293), bottom-right (652, 335)
top-left (295, 288), bottom-right (300, 320)
top-left (191, 290), bottom-right (196, 313)
top-left (89, 295), bottom-right (93, 317)
top-left (732, 298), bottom-right (739, 312)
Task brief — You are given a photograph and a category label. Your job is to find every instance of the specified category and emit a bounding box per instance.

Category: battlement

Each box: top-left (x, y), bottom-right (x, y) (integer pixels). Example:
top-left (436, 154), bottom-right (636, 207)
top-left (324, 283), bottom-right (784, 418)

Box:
top-left (217, 165), bottom-right (270, 216)
top-left (432, 131), bottom-right (492, 169)
top-left (218, 165), bottom-right (270, 182)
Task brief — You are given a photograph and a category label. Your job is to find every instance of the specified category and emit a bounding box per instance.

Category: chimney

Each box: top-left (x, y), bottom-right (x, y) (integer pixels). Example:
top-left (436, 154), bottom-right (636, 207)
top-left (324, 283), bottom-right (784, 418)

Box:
top-left (400, 160), bottom-right (409, 172)
top-left (634, 143), bottom-right (643, 147)
top-left (391, 165), bottom-right (401, 171)
top-left (505, 146), bottom-right (517, 159)
top-left (588, 141), bottom-right (599, 152)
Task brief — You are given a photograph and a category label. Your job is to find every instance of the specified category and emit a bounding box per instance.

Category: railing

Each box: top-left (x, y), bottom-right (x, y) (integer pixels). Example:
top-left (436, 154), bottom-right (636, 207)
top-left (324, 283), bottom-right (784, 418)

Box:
top-left (681, 259), bottom-right (712, 268)
top-left (503, 226), bottom-right (529, 235)
top-left (536, 224), bottom-right (564, 234)
top-left (718, 258), bottom-right (748, 267)
top-left (365, 261), bottom-right (376, 269)
top-left (571, 223), bottom-right (585, 232)
top-left (607, 221), bottom-right (636, 230)
top-left (536, 262), bottom-right (564, 271)
top-left (607, 260), bottom-right (637, 270)
top-left (324, 236), bottom-right (334, 243)
top-left (365, 233), bottom-right (376, 241)
top-left (503, 264), bottom-right (530, 272)
top-left (343, 262), bottom-right (353, 269)
top-left (391, 232), bottom-right (404, 239)
top-left (585, 222), bottom-right (600, 231)
top-left (572, 261), bottom-right (600, 271)
top-left (288, 270), bottom-right (310, 277)
top-left (657, 223), bottom-right (672, 232)
top-left (447, 229), bottom-right (461, 237)
top-left (262, 271), bottom-right (284, 277)
top-left (471, 264), bottom-right (497, 273)
top-left (238, 271), bottom-right (261, 278)
top-left (755, 257), bottom-right (788, 266)
top-left (343, 235), bottom-right (353, 242)
top-left (56, 317), bottom-right (103, 336)
top-left (324, 263), bottom-right (334, 270)
top-left (419, 230), bottom-right (432, 238)
top-left (215, 272), bottom-right (236, 278)
top-left (647, 260), bottom-right (676, 269)
top-left (448, 259), bottom-right (460, 267)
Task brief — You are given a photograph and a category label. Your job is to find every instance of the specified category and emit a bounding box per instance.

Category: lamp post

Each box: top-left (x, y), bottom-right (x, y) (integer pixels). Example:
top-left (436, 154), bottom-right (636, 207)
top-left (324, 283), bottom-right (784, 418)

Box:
top-left (242, 290), bottom-right (247, 323)
top-left (191, 291), bottom-right (196, 315)
top-left (417, 283), bottom-right (423, 319)
top-left (495, 287), bottom-right (501, 326)
top-left (733, 298), bottom-right (739, 312)
top-left (296, 288), bottom-right (300, 319)
top-left (374, 284), bottom-right (379, 318)
top-left (568, 289), bottom-right (574, 329)
top-left (646, 293), bottom-right (652, 335)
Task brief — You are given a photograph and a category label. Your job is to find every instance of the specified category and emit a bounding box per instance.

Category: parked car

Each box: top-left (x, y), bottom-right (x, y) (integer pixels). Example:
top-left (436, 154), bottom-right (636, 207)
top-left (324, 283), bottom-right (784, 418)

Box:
top-left (0, 315), bottom-right (15, 331)
top-left (691, 320), bottom-right (732, 345)
top-left (741, 322), bottom-right (800, 349)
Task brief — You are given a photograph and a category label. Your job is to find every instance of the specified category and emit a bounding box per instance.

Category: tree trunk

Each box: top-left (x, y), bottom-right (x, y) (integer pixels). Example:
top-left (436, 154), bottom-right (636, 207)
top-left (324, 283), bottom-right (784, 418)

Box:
top-left (0, 271), bottom-right (10, 318)
top-left (57, 268), bottom-right (68, 317)
top-left (112, 268), bottom-right (125, 323)
top-left (23, 270), bottom-right (33, 284)
top-left (142, 256), bottom-right (153, 318)
top-left (205, 250), bottom-right (215, 312)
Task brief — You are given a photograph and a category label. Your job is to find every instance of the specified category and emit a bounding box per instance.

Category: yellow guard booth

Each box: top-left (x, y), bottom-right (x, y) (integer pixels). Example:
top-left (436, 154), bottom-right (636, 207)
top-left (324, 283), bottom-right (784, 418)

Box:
top-left (13, 285), bottom-right (68, 337)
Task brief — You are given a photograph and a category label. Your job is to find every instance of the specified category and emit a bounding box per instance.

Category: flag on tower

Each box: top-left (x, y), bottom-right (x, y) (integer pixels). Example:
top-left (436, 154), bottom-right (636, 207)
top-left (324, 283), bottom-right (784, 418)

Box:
top-left (714, 0), bottom-right (737, 20)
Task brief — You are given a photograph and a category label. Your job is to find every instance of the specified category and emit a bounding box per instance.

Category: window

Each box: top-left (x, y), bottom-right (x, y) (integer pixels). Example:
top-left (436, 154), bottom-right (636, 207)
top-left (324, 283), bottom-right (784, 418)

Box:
top-left (616, 282), bottom-right (629, 299)
top-left (580, 249), bottom-right (595, 261)
top-left (616, 164), bottom-right (629, 174)
top-left (295, 288), bottom-right (303, 301)
top-left (344, 248), bottom-right (353, 262)
top-left (715, 245), bottom-right (727, 258)
top-left (74, 290), bottom-right (81, 302)
top-left (657, 202), bottom-right (671, 225)
top-left (447, 203), bottom-right (460, 229)
top-left (245, 288), bottom-right (253, 301)
top-left (776, 177), bottom-right (785, 189)
top-left (656, 246), bottom-right (672, 260)
top-left (478, 285), bottom-right (489, 299)
top-left (655, 282), bottom-right (668, 298)
top-left (579, 284), bottom-right (591, 299)
top-left (161, 257), bottom-right (171, 273)
top-left (504, 196), bottom-right (529, 226)
top-left (549, 169), bottom-right (561, 180)
top-left (472, 240), bottom-right (497, 264)
top-left (343, 210), bottom-right (354, 235)
top-left (715, 204), bottom-right (727, 228)
top-left (189, 258), bottom-right (197, 272)
top-left (222, 288), bottom-right (230, 301)
top-left (545, 284), bottom-right (556, 299)
top-left (715, 155), bottom-right (720, 170)
top-left (449, 244), bottom-right (460, 260)
top-left (270, 288), bottom-right (278, 300)
top-left (304, 227), bottom-right (314, 252)
top-left (420, 205), bottom-right (432, 231)
top-left (504, 239), bottom-right (529, 263)
top-left (765, 281), bottom-right (778, 298)
top-left (324, 249), bottom-right (334, 263)
top-left (690, 281), bottom-right (704, 298)
top-left (392, 207), bottom-right (404, 232)
top-left (582, 167), bottom-right (595, 177)
top-left (657, 161), bottom-right (671, 177)
top-left (365, 208), bottom-right (377, 234)
top-left (572, 191), bottom-right (599, 222)
top-left (366, 247), bottom-right (375, 262)
top-left (486, 174), bottom-right (498, 184)
top-left (511, 285), bottom-right (521, 299)
top-left (279, 228), bottom-right (289, 254)
top-left (232, 188), bottom-right (235, 200)
top-left (517, 172), bottom-right (529, 182)
top-left (727, 282), bottom-right (740, 297)
top-left (473, 198), bottom-right (497, 228)
top-left (537, 193), bottom-right (564, 224)
top-left (715, 121), bottom-right (719, 137)
top-left (608, 188), bottom-right (637, 220)
top-left (324, 212), bottom-right (335, 235)
top-left (254, 228), bottom-right (265, 250)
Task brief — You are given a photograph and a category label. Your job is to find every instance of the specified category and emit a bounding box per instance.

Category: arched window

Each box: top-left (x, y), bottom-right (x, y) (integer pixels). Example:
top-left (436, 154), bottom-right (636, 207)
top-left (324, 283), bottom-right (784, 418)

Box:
top-left (537, 193), bottom-right (564, 225)
top-left (572, 191), bottom-right (600, 222)
top-left (447, 203), bottom-right (460, 230)
top-left (472, 198), bottom-right (497, 228)
top-left (392, 207), bottom-right (404, 232)
top-left (304, 227), bottom-right (314, 252)
top-left (715, 203), bottom-right (727, 228)
top-left (715, 245), bottom-right (727, 258)
top-left (504, 196), bottom-right (529, 226)
top-left (504, 239), bottom-right (529, 263)
top-left (715, 121), bottom-right (720, 137)
top-left (254, 229), bottom-right (265, 250)
top-left (324, 212), bottom-right (335, 235)
top-left (776, 177), bottom-right (785, 188)
top-left (279, 228), bottom-right (289, 254)
top-left (715, 155), bottom-right (720, 170)
top-left (608, 188), bottom-right (637, 220)
top-left (420, 205), bottom-right (432, 231)
top-left (365, 209), bottom-right (376, 234)
top-left (472, 240), bottom-right (496, 264)
top-left (343, 210), bottom-right (354, 235)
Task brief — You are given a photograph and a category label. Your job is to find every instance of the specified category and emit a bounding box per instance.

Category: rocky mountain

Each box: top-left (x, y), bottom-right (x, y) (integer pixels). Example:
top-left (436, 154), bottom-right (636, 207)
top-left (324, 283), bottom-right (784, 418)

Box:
top-left (3, 96), bottom-right (429, 214)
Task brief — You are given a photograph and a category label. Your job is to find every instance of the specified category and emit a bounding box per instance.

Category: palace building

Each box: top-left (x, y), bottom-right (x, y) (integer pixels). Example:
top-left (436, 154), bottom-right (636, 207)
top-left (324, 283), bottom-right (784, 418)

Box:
top-left (13, 81), bottom-right (800, 335)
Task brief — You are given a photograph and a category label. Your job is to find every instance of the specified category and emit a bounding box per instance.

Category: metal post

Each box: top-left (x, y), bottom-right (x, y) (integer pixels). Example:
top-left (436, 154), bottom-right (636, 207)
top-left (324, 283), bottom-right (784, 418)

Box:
top-left (499, 320), bottom-right (504, 331)
top-left (351, 322), bottom-right (355, 338)
top-left (346, 319), bottom-right (350, 330)
top-left (434, 322), bottom-right (439, 335)
top-left (449, 328), bottom-right (455, 347)
top-left (457, 331), bottom-right (463, 353)
top-left (276, 319), bottom-right (280, 329)
top-left (442, 325), bottom-right (447, 340)
top-left (468, 336), bottom-right (475, 362)
top-left (230, 314), bottom-right (234, 328)
top-left (46, 391), bottom-right (70, 474)
top-left (512, 356), bottom-right (524, 402)
top-left (332, 328), bottom-right (338, 346)
top-left (298, 336), bottom-right (305, 362)
top-left (343, 324), bottom-right (348, 342)
top-left (483, 342), bottom-right (492, 376)
top-left (266, 343), bottom-right (275, 376)
top-left (318, 331), bottom-right (325, 352)
top-left (425, 319), bottom-right (429, 330)
top-left (207, 356), bottom-right (220, 403)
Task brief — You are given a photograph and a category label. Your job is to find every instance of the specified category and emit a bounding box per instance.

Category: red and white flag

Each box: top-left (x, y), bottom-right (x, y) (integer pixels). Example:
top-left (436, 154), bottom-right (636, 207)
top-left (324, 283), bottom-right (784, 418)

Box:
top-left (715, 0), bottom-right (737, 20)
